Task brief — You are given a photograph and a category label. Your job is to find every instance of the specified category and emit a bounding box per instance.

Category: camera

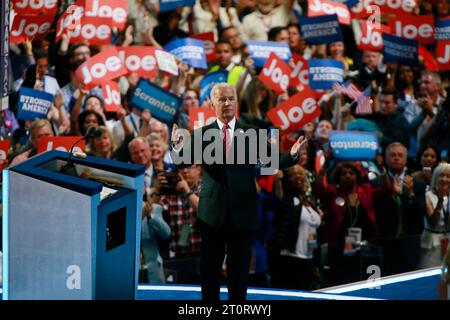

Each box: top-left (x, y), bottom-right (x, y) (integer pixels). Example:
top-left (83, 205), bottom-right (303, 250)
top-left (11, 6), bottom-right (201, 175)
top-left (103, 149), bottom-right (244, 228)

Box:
top-left (159, 171), bottom-right (181, 195)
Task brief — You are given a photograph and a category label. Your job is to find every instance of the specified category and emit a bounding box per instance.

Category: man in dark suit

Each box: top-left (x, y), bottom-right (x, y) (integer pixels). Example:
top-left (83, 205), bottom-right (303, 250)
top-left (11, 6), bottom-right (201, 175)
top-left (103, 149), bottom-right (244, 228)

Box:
top-left (373, 142), bottom-right (426, 276)
top-left (171, 83), bottom-right (307, 301)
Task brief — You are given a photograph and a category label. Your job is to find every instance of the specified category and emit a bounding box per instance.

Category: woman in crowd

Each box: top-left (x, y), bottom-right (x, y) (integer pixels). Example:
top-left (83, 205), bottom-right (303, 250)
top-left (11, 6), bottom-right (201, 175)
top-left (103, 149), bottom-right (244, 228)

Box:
top-left (419, 163), bottom-right (450, 268)
top-left (412, 144), bottom-right (440, 187)
top-left (269, 165), bottom-right (322, 290)
top-left (315, 162), bottom-right (387, 285)
top-left (287, 23), bottom-right (311, 59)
top-left (87, 108), bottom-right (134, 161)
top-left (239, 78), bottom-right (274, 129)
top-left (327, 41), bottom-right (353, 75)
top-left (75, 110), bottom-right (105, 137)
top-left (150, 133), bottom-right (176, 172)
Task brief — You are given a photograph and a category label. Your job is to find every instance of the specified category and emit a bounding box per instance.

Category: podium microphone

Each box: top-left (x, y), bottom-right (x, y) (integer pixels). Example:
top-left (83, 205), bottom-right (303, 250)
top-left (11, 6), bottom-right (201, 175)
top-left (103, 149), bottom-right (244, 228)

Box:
top-left (60, 127), bottom-right (102, 175)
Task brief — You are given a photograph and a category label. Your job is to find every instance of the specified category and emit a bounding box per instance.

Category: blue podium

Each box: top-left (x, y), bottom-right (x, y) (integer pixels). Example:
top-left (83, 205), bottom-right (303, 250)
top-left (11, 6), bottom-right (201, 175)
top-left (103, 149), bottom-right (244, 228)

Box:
top-left (2, 151), bottom-right (145, 300)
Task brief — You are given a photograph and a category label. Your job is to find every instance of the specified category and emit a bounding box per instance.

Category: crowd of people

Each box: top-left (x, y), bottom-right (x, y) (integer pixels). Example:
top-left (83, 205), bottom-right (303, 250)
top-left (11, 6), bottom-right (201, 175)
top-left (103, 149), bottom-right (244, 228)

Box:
top-left (1, 0), bottom-right (450, 291)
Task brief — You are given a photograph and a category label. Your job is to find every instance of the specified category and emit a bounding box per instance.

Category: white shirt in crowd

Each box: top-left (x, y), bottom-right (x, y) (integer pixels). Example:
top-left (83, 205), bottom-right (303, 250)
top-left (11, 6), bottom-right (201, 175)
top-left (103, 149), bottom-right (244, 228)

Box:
top-left (281, 199), bottom-right (322, 260)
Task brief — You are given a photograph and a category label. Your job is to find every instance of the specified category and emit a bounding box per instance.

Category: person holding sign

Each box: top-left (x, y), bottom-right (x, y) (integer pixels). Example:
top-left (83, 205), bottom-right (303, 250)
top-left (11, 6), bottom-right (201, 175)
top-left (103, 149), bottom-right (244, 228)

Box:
top-left (171, 83), bottom-right (307, 301)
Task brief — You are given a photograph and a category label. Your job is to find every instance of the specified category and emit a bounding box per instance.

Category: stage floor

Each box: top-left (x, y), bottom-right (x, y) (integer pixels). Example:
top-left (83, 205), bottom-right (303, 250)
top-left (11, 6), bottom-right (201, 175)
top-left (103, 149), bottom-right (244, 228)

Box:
top-left (0, 267), bottom-right (442, 300)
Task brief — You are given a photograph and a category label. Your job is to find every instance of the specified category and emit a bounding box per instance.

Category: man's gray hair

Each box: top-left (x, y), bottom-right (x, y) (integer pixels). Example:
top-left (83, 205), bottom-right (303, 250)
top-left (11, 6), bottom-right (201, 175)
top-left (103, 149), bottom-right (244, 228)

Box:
top-left (385, 142), bottom-right (407, 157)
top-left (128, 136), bottom-right (150, 152)
top-left (210, 82), bottom-right (237, 104)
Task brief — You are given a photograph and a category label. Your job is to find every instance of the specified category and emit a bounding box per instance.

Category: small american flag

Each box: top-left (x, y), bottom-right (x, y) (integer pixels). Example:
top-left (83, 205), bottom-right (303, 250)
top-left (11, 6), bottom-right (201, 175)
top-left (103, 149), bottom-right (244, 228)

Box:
top-left (355, 86), bottom-right (372, 114)
top-left (334, 80), bottom-right (362, 100)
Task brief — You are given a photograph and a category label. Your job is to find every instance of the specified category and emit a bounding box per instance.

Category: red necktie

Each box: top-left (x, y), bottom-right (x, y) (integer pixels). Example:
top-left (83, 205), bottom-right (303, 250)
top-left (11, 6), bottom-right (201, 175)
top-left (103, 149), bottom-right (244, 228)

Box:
top-left (222, 123), bottom-right (231, 158)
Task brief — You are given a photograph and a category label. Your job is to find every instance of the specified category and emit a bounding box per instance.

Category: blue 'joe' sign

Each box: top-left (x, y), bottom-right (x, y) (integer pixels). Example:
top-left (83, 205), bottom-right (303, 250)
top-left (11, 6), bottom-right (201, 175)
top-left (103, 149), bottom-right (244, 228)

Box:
top-left (329, 130), bottom-right (378, 161)
top-left (131, 79), bottom-right (181, 125)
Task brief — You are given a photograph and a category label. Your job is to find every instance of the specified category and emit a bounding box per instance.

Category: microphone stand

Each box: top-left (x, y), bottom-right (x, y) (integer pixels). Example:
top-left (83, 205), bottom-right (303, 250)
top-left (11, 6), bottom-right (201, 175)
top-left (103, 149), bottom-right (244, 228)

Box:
top-left (59, 127), bottom-right (98, 175)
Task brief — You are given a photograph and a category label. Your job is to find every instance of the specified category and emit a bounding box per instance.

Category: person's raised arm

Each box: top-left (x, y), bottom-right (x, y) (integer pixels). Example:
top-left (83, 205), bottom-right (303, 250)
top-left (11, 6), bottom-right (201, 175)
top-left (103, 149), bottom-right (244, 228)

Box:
top-left (139, 110), bottom-right (152, 137)
top-left (117, 107), bottom-right (133, 137)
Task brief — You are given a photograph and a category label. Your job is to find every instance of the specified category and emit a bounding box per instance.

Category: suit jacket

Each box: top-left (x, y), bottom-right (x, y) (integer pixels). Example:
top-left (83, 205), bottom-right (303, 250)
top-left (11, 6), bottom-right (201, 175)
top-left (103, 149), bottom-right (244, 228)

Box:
top-left (374, 174), bottom-right (426, 237)
top-left (176, 120), bottom-right (299, 230)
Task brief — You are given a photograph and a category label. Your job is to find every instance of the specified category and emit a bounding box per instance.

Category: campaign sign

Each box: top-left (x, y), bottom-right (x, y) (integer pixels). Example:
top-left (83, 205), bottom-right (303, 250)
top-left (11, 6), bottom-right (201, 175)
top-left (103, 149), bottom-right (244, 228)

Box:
top-left (299, 14), bottom-right (342, 45)
top-left (17, 87), bottom-right (53, 120)
top-left (259, 53), bottom-right (291, 94)
top-left (419, 45), bottom-right (439, 72)
top-left (131, 79), bottom-right (181, 125)
top-left (165, 38), bottom-right (207, 69)
top-left (377, 0), bottom-right (417, 16)
top-left (200, 71), bottom-right (228, 105)
top-left (12, 0), bottom-right (58, 16)
top-left (155, 49), bottom-right (179, 76)
top-left (329, 130), bottom-right (378, 161)
top-left (192, 32), bottom-right (217, 62)
top-left (436, 40), bottom-right (450, 71)
top-left (0, 140), bottom-right (10, 170)
top-left (55, 1), bottom-right (85, 42)
top-left (67, 16), bottom-right (113, 45)
top-left (382, 33), bottom-right (418, 66)
top-left (350, 0), bottom-right (371, 19)
top-left (102, 81), bottom-right (121, 112)
top-left (84, 0), bottom-right (128, 30)
top-left (266, 87), bottom-right (321, 133)
top-left (10, 13), bottom-right (55, 43)
top-left (308, 0), bottom-right (351, 25)
top-left (290, 54), bottom-right (309, 87)
top-left (75, 46), bottom-right (128, 90)
top-left (117, 46), bottom-right (157, 79)
top-left (247, 40), bottom-right (291, 68)
top-left (189, 107), bottom-right (216, 129)
top-left (330, 0), bottom-right (359, 8)
top-left (435, 18), bottom-right (450, 40)
top-left (308, 59), bottom-right (344, 90)
top-left (388, 14), bottom-right (434, 45)
top-left (358, 20), bottom-right (391, 52)
top-left (159, 0), bottom-right (195, 12)
top-left (37, 136), bottom-right (86, 154)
